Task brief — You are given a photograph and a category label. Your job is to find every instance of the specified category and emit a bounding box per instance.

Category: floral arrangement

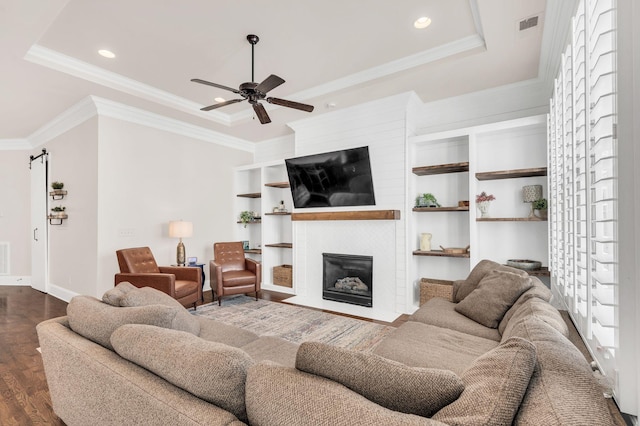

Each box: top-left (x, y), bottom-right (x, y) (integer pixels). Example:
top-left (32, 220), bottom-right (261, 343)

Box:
top-left (475, 191), bottom-right (495, 203)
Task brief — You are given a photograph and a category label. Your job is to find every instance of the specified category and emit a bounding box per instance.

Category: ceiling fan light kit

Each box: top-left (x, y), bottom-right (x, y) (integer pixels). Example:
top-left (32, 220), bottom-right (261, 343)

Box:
top-left (191, 34), bottom-right (314, 124)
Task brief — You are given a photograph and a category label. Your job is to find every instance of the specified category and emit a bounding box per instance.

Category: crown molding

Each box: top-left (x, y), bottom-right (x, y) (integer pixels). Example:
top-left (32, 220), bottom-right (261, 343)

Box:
top-left (0, 96), bottom-right (254, 152)
top-left (230, 34), bottom-right (486, 122)
top-left (92, 96), bottom-right (254, 152)
top-left (24, 45), bottom-right (231, 126)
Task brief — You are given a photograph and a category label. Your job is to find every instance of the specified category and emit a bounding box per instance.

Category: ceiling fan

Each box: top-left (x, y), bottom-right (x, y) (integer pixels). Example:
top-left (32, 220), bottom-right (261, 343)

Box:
top-left (191, 34), bottom-right (314, 124)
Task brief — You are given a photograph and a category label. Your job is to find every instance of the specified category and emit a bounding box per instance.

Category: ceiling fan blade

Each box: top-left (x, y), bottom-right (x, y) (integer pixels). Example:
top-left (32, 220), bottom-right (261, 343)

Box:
top-left (191, 78), bottom-right (241, 94)
top-left (255, 74), bottom-right (285, 94)
top-left (252, 103), bottom-right (272, 124)
top-left (200, 98), bottom-right (245, 111)
top-left (266, 97), bottom-right (314, 112)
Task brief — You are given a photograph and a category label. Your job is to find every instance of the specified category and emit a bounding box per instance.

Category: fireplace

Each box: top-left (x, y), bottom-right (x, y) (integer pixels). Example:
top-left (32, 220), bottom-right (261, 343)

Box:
top-left (322, 253), bottom-right (373, 307)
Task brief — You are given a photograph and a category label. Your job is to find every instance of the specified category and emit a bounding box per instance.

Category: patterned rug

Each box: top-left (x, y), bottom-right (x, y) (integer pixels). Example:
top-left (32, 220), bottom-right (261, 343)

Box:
top-left (192, 295), bottom-right (395, 351)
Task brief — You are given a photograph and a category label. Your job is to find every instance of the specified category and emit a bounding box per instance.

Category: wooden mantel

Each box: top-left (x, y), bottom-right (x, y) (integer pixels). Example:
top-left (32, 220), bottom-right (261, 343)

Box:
top-left (291, 210), bottom-right (401, 221)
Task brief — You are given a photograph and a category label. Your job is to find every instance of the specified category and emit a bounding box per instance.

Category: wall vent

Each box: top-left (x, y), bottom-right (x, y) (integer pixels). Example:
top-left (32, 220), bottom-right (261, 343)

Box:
top-left (0, 242), bottom-right (8, 275)
top-left (519, 16), bottom-right (539, 31)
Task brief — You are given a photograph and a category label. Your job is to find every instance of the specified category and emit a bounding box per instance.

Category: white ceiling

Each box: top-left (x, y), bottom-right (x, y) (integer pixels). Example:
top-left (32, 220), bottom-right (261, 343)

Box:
top-left (1, 0), bottom-right (552, 144)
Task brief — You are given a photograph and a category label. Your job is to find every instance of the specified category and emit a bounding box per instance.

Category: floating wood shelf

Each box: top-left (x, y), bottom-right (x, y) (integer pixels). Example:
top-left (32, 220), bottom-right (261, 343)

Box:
top-left (475, 167), bottom-right (547, 181)
top-left (265, 243), bottom-right (292, 248)
top-left (292, 210), bottom-right (401, 221)
top-left (413, 207), bottom-right (469, 212)
top-left (476, 217), bottom-right (547, 222)
top-left (49, 190), bottom-right (67, 200)
top-left (244, 249), bottom-right (262, 254)
top-left (413, 162), bottom-right (469, 176)
top-left (237, 220), bottom-right (261, 224)
top-left (236, 192), bottom-right (261, 198)
top-left (413, 250), bottom-right (470, 258)
top-left (264, 182), bottom-right (290, 188)
top-left (265, 212), bottom-right (291, 216)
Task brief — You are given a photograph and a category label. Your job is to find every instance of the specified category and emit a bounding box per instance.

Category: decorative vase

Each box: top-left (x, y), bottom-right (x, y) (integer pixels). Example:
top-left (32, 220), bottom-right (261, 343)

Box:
top-left (477, 201), bottom-right (491, 218)
top-left (420, 233), bottom-right (432, 251)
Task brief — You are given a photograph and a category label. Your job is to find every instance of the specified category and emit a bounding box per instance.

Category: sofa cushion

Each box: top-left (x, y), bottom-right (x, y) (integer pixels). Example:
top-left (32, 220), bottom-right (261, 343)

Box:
top-left (453, 259), bottom-right (529, 302)
top-left (240, 336), bottom-right (299, 368)
top-left (432, 337), bottom-right (536, 426)
top-left (501, 298), bottom-right (569, 341)
top-left (67, 296), bottom-right (189, 350)
top-left (102, 281), bottom-right (137, 306)
top-left (117, 285), bottom-right (200, 335)
top-left (111, 324), bottom-right (254, 422)
top-left (455, 270), bottom-right (533, 328)
top-left (372, 321), bottom-right (499, 375)
top-left (498, 277), bottom-right (552, 335)
top-left (296, 341), bottom-right (464, 417)
top-left (507, 317), bottom-right (614, 425)
top-left (246, 362), bottom-right (449, 426)
top-left (410, 298), bottom-right (501, 341)
top-left (197, 316), bottom-right (260, 347)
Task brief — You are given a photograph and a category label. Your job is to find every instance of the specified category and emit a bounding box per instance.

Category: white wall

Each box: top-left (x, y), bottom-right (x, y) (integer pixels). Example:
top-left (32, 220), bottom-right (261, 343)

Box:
top-left (95, 116), bottom-right (252, 297)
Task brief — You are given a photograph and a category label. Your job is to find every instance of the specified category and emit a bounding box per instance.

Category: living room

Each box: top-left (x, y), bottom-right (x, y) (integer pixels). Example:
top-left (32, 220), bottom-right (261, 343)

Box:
top-left (0, 0), bottom-right (639, 424)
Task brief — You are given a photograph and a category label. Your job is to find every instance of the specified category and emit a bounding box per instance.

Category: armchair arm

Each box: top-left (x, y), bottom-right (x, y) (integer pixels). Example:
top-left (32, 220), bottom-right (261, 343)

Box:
top-left (210, 260), bottom-right (224, 295)
top-left (245, 258), bottom-right (262, 290)
top-left (419, 278), bottom-right (454, 306)
top-left (159, 266), bottom-right (200, 284)
top-left (114, 273), bottom-right (175, 297)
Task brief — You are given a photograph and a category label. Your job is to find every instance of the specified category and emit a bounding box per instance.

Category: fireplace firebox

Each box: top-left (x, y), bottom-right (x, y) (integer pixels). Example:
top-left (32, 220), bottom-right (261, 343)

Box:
top-left (322, 253), bottom-right (373, 307)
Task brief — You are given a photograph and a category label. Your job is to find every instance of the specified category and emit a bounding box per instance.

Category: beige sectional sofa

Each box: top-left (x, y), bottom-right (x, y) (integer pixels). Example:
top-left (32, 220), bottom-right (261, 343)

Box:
top-left (37, 260), bottom-right (617, 425)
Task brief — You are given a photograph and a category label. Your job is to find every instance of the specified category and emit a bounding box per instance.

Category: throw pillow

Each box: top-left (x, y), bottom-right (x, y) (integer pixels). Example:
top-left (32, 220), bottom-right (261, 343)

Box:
top-left (432, 337), bottom-right (537, 426)
top-left (111, 324), bottom-right (254, 421)
top-left (295, 341), bottom-right (464, 417)
top-left (119, 286), bottom-right (200, 335)
top-left (455, 270), bottom-right (533, 328)
top-left (453, 260), bottom-right (528, 303)
top-left (102, 281), bottom-right (137, 306)
top-left (67, 295), bottom-right (183, 350)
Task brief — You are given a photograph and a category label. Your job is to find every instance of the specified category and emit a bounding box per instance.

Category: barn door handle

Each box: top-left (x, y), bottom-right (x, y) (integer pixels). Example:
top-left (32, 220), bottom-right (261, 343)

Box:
top-left (33, 228), bottom-right (38, 241)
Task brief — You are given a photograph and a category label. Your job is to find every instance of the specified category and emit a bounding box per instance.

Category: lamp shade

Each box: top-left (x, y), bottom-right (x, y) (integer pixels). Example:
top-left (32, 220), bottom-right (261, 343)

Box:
top-left (522, 185), bottom-right (543, 203)
top-left (169, 221), bottom-right (193, 238)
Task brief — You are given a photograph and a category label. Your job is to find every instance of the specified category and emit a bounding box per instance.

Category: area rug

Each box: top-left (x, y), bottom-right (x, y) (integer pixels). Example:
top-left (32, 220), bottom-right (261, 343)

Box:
top-left (192, 295), bottom-right (395, 351)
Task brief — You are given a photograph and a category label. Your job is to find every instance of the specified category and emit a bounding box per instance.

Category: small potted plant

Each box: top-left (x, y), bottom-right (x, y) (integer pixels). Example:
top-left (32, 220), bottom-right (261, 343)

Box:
top-left (532, 198), bottom-right (548, 220)
top-left (475, 192), bottom-right (495, 218)
top-left (51, 181), bottom-right (64, 190)
top-left (415, 193), bottom-right (441, 208)
top-left (239, 210), bottom-right (254, 228)
top-left (50, 181), bottom-right (66, 199)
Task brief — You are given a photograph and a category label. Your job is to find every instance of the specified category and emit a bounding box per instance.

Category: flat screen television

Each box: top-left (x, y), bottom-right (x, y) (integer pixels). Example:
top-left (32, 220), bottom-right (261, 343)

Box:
top-left (285, 146), bottom-right (376, 208)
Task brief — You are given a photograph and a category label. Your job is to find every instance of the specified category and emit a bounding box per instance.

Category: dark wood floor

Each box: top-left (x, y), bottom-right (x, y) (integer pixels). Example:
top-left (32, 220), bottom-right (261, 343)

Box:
top-left (0, 285), bottom-right (628, 425)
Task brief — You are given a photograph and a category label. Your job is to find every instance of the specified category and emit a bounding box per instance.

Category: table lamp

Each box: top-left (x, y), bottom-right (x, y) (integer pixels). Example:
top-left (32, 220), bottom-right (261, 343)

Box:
top-left (169, 220), bottom-right (193, 266)
top-left (522, 185), bottom-right (543, 218)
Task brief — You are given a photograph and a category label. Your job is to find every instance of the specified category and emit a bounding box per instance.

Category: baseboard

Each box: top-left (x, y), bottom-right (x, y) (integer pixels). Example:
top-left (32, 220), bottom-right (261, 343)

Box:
top-left (47, 283), bottom-right (79, 303)
top-left (0, 276), bottom-right (31, 285)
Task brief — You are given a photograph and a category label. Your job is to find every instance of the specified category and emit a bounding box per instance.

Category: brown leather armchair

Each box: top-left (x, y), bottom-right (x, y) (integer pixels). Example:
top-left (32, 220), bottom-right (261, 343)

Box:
top-left (211, 242), bottom-right (261, 305)
top-left (115, 246), bottom-right (202, 309)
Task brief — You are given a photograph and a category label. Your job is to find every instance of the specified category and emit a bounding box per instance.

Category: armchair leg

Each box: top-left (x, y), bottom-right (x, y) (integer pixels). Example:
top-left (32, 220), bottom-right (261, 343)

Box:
top-left (255, 291), bottom-right (259, 301)
top-left (192, 302), bottom-right (197, 310)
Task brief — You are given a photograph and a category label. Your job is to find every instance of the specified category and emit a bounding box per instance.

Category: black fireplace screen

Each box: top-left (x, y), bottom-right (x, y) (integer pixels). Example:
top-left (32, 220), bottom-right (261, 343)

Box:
top-left (322, 253), bottom-right (373, 307)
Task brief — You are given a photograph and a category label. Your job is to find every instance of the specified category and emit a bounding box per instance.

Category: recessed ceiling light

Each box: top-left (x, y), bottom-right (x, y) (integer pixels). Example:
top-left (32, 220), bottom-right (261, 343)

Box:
top-left (214, 97), bottom-right (226, 103)
top-left (98, 49), bottom-right (116, 59)
top-left (414, 16), bottom-right (432, 29)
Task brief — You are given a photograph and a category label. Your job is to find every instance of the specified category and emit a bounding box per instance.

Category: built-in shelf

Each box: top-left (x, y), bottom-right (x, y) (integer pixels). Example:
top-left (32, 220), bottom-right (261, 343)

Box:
top-left (237, 192), bottom-right (261, 198)
top-left (413, 206), bottom-right (469, 212)
top-left (476, 217), bottom-right (547, 222)
top-left (264, 181), bottom-right (290, 188)
top-left (264, 212), bottom-right (291, 216)
top-left (475, 167), bottom-right (547, 181)
top-left (413, 162), bottom-right (469, 176)
top-left (292, 210), bottom-right (401, 221)
top-left (412, 250), bottom-right (470, 258)
top-left (265, 243), bottom-right (293, 248)
top-left (244, 249), bottom-right (262, 254)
